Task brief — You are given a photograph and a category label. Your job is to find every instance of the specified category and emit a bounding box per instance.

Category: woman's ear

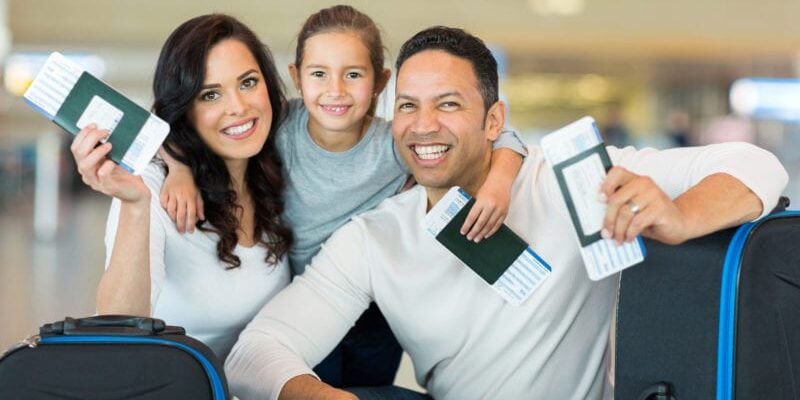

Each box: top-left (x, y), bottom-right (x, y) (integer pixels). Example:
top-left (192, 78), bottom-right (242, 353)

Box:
top-left (288, 63), bottom-right (301, 95)
top-left (484, 101), bottom-right (506, 141)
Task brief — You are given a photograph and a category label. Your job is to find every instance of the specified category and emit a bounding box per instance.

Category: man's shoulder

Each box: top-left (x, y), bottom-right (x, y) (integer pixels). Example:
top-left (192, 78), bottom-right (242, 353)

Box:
top-left (350, 186), bottom-right (424, 226)
top-left (518, 144), bottom-right (549, 179)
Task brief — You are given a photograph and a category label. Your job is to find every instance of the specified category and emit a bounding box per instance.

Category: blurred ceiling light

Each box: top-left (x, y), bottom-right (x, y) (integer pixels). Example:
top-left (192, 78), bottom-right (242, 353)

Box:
top-left (576, 74), bottom-right (609, 101)
top-left (730, 78), bottom-right (800, 122)
top-left (528, 0), bottom-right (585, 16)
top-left (4, 52), bottom-right (106, 96)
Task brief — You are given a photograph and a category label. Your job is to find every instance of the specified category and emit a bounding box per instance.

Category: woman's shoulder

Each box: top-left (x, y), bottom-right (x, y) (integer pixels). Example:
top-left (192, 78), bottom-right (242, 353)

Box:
top-left (140, 161), bottom-right (167, 192)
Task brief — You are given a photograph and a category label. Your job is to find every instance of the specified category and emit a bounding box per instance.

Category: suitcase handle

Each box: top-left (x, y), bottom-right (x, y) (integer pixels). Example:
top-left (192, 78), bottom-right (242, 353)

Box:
top-left (40, 315), bottom-right (168, 336)
top-left (637, 382), bottom-right (676, 400)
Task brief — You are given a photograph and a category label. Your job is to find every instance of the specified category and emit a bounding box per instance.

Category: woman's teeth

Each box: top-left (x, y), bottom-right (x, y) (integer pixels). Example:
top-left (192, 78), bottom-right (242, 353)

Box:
top-left (223, 120), bottom-right (254, 136)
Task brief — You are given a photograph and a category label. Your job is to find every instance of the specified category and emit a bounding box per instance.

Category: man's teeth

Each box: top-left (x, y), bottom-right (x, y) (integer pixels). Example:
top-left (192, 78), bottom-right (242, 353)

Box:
top-left (414, 145), bottom-right (449, 160)
top-left (223, 120), bottom-right (254, 135)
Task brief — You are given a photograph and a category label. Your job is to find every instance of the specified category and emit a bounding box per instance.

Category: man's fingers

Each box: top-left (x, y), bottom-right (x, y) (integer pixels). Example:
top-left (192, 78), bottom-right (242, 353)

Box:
top-left (599, 166), bottom-right (633, 196)
top-left (625, 206), bottom-right (655, 242)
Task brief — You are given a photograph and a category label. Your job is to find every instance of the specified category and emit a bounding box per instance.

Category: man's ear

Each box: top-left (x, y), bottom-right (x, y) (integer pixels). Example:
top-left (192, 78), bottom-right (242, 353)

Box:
top-left (288, 63), bottom-right (301, 94)
top-left (484, 101), bottom-right (506, 141)
top-left (374, 68), bottom-right (392, 96)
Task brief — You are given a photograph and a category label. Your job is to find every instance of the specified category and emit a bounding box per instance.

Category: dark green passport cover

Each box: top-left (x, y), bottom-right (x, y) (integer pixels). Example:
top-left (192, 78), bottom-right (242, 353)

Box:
top-left (436, 198), bottom-right (529, 284)
top-left (53, 72), bottom-right (150, 166)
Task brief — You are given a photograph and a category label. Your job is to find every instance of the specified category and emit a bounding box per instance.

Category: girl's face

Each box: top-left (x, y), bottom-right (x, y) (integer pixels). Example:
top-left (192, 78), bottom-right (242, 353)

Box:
top-left (290, 31), bottom-right (380, 139)
top-left (188, 39), bottom-right (272, 170)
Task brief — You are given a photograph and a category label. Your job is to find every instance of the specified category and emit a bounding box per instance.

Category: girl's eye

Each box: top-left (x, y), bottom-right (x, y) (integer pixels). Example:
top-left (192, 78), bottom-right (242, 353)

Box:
top-left (346, 72), bottom-right (362, 79)
top-left (310, 71), bottom-right (325, 78)
top-left (241, 77), bottom-right (258, 89)
top-left (200, 91), bottom-right (220, 102)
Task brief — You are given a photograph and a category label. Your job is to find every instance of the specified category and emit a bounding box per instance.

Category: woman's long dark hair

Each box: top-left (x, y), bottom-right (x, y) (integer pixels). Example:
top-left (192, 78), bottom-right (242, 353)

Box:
top-left (152, 14), bottom-right (292, 268)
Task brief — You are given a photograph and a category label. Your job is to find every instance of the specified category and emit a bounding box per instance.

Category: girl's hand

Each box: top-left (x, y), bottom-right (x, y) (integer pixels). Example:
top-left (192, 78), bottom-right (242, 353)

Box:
top-left (70, 124), bottom-right (148, 203)
top-left (460, 180), bottom-right (509, 242)
top-left (160, 166), bottom-right (204, 234)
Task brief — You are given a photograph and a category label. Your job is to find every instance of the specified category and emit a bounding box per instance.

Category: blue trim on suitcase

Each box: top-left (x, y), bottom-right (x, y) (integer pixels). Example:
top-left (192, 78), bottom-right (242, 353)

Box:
top-left (39, 335), bottom-right (226, 399)
top-left (717, 210), bottom-right (800, 400)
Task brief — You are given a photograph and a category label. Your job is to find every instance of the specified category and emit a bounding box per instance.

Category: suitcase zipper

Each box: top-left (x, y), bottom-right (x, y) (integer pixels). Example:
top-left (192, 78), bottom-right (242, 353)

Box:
top-left (22, 334), bottom-right (41, 348)
top-left (0, 335), bottom-right (40, 359)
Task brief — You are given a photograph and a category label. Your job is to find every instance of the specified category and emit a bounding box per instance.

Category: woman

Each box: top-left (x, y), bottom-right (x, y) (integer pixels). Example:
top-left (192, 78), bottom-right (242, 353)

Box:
top-left (70, 14), bottom-right (293, 359)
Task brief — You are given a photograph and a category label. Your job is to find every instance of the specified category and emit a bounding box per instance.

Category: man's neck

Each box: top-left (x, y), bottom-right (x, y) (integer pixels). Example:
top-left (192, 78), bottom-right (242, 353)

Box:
top-left (425, 177), bottom-right (487, 212)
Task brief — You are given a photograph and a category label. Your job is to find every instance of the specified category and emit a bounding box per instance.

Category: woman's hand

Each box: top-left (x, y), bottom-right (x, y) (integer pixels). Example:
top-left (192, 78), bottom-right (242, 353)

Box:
top-left (70, 124), bottom-right (149, 203)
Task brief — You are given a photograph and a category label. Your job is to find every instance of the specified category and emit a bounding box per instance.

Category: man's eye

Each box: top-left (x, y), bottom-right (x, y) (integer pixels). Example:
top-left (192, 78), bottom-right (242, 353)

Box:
top-left (397, 102), bottom-right (415, 111)
top-left (440, 102), bottom-right (459, 109)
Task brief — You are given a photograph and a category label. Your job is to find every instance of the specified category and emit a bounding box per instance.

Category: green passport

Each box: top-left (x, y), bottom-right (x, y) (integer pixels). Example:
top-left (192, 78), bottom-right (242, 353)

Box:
top-left (23, 52), bottom-right (169, 175)
top-left (423, 186), bottom-right (552, 305)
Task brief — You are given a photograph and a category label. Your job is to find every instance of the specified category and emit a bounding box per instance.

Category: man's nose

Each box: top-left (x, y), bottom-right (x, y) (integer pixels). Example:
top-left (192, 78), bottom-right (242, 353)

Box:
top-left (410, 107), bottom-right (440, 135)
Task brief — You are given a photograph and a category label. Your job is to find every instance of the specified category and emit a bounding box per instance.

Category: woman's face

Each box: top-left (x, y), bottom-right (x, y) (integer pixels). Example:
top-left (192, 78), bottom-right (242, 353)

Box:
top-left (188, 39), bottom-right (272, 169)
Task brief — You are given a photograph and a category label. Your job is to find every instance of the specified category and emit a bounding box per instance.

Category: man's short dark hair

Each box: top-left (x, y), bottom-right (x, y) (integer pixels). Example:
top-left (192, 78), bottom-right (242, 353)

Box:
top-left (395, 26), bottom-right (498, 111)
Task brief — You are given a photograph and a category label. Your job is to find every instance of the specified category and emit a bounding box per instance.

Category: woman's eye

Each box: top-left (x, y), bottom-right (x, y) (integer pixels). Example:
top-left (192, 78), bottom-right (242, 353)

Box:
top-left (200, 91), bottom-right (220, 101)
top-left (241, 77), bottom-right (258, 89)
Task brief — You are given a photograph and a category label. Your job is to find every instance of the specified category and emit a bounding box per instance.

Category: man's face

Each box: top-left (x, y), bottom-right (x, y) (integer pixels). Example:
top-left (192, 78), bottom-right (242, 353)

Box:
top-left (392, 50), bottom-right (498, 200)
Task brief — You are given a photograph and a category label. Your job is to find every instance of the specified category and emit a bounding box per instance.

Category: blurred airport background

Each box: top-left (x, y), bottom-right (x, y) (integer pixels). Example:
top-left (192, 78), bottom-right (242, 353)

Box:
top-left (1, 0), bottom-right (799, 389)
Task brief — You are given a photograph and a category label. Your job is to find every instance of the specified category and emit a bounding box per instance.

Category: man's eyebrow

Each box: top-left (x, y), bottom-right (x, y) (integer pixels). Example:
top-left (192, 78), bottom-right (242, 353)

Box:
top-left (395, 91), bottom-right (463, 101)
top-left (395, 93), bottom-right (417, 101)
top-left (436, 91), bottom-right (463, 100)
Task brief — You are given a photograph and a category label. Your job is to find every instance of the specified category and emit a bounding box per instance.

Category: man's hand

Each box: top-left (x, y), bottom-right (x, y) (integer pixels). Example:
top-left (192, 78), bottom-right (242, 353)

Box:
top-left (279, 375), bottom-right (358, 400)
top-left (599, 166), bottom-right (690, 245)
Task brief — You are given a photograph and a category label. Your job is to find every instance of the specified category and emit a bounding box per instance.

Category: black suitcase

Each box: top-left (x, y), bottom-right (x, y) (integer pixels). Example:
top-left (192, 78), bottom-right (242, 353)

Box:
top-left (615, 198), bottom-right (800, 400)
top-left (0, 315), bottom-right (229, 399)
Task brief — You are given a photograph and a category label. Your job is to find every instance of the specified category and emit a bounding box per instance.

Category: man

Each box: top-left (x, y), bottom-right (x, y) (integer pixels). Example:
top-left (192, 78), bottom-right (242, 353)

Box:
top-left (226, 26), bottom-right (788, 400)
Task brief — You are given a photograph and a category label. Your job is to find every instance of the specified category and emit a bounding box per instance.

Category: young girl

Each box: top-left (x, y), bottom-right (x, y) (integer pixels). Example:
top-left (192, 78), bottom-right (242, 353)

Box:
top-left (70, 14), bottom-right (293, 360)
top-left (161, 5), bottom-right (526, 387)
